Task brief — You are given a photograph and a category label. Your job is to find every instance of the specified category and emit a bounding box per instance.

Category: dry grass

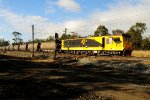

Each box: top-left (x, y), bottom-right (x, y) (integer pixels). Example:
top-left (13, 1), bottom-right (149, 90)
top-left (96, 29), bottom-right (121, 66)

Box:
top-left (132, 50), bottom-right (150, 57)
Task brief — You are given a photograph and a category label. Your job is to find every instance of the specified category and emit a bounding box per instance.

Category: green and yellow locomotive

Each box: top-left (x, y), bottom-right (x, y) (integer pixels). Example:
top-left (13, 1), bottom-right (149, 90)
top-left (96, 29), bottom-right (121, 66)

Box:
top-left (61, 34), bottom-right (133, 56)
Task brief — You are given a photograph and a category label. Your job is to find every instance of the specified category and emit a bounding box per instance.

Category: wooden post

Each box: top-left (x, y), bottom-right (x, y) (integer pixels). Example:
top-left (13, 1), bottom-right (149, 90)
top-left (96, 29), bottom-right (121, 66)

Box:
top-left (32, 25), bottom-right (34, 57)
top-left (53, 33), bottom-right (59, 60)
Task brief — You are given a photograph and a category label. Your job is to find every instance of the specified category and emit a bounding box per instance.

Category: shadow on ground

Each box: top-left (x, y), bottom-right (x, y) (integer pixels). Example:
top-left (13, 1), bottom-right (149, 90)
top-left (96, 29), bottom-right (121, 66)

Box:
top-left (0, 55), bottom-right (149, 99)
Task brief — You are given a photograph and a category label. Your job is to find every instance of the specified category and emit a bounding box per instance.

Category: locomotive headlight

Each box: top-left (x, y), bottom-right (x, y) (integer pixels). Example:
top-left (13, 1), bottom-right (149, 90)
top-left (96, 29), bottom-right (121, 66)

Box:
top-left (93, 51), bottom-right (98, 53)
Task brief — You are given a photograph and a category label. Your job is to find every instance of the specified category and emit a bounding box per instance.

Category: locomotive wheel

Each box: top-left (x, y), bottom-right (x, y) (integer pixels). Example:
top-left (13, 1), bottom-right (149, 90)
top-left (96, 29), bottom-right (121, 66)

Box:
top-left (73, 51), bottom-right (76, 55)
top-left (85, 51), bottom-right (89, 55)
top-left (76, 51), bottom-right (80, 55)
top-left (120, 51), bottom-right (123, 56)
top-left (80, 51), bottom-right (84, 55)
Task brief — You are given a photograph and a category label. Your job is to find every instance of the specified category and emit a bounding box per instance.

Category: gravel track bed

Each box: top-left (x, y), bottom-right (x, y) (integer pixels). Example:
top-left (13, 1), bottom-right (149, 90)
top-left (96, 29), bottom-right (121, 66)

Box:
top-left (0, 51), bottom-right (150, 99)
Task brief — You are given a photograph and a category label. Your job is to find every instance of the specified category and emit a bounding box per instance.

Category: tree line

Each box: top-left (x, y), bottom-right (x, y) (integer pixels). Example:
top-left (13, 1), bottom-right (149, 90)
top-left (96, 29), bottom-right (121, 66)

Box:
top-left (0, 38), bottom-right (9, 46)
top-left (94, 22), bottom-right (150, 50)
top-left (0, 22), bottom-right (149, 50)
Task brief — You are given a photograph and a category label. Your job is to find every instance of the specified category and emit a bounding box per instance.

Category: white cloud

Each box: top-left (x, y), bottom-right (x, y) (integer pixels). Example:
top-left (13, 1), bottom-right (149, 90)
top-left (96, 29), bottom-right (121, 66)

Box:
top-left (56, 0), bottom-right (81, 12)
top-left (94, 0), bottom-right (150, 36)
top-left (63, 0), bottom-right (150, 37)
top-left (64, 20), bottom-right (86, 31)
top-left (0, 35), bottom-right (3, 39)
top-left (45, 0), bottom-right (56, 14)
top-left (46, 8), bottom-right (55, 14)
top-left (0, 8), bottom-right (64, 40)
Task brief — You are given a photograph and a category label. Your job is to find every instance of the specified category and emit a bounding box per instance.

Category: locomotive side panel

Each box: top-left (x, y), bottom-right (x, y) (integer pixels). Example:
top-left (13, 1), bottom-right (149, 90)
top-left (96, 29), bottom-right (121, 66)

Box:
top-left (61, 37), bottom-right (103, 51)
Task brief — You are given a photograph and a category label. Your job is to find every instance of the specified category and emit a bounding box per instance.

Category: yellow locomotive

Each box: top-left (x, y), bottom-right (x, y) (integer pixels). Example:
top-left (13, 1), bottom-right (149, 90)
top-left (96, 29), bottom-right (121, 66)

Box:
top-left (61, 34), bottom-right (133, 56)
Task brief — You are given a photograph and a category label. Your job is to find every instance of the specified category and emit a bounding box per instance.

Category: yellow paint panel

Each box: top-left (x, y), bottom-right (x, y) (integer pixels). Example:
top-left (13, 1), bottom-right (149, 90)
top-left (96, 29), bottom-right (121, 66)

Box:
top-left (61, 35), bottom-right (133, 51)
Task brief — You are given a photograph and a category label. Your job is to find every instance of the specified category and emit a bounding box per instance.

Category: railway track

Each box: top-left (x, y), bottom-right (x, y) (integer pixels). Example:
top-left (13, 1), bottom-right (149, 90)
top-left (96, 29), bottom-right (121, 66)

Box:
top-left (1, 50), bottom-right (150, 62)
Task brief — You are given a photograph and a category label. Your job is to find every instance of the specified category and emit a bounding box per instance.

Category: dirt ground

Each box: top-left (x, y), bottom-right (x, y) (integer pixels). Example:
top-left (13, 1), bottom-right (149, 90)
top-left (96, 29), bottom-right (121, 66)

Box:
top-left (0, 51), bottom-right (150, 100)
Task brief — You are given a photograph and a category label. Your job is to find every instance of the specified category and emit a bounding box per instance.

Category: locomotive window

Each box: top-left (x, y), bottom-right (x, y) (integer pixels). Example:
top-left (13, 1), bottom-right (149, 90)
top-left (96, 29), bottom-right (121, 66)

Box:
top-left (113, 38), bottom-right (121, 43)
top-left (106, 38), bottom-right (113, 44)
top-left (106, 39), bottom-right (109, 44)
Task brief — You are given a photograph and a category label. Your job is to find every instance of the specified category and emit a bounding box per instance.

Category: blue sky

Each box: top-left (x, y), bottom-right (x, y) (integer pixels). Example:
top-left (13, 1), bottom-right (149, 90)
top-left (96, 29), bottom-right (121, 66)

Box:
top-left (1, 1), bottom-right (108, 19)
top-left (1, 0), bottom-right (116, 21)
top-left (0, 0), bottom-right (150, 43)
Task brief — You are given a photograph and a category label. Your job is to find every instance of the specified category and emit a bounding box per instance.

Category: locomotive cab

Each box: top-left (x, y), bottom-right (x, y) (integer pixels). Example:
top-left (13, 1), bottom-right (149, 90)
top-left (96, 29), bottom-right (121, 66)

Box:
top-left (103, 36), bottom-right (123, 51)
top-left (122, 34), bottom-right (133, 56)
top-left (123, 34), bottom-right (133, 50)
